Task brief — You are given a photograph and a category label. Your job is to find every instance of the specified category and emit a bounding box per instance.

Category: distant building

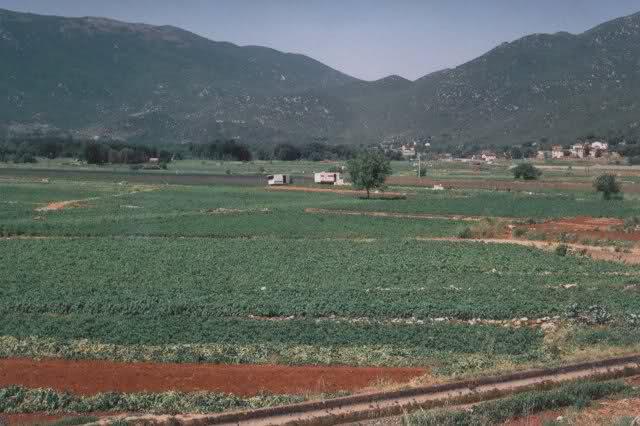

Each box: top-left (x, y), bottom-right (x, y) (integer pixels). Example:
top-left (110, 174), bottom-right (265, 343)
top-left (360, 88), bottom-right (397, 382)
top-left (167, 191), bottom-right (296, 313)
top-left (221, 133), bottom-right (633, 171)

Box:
top-left (590, 141), bottom-right (609, 158)
top-left (536, 150), bottom-right (549, 160)
top-left (551, 145), bottom-right (564, 159)
top-left (148, 157), bottom-right (160, 164)
top-left (481, 151), bottom-right (497, 162)
top-left (401, 145), bottom-right (416, 159)
top-left (570, 144), bottom-right (586, 158)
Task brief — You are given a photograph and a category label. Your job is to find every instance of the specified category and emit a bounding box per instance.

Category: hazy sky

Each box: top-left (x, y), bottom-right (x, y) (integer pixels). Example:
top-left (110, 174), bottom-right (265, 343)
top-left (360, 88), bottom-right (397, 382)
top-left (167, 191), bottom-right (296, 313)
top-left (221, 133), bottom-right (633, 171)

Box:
top-left (2, 0), bottom-right (639, 81)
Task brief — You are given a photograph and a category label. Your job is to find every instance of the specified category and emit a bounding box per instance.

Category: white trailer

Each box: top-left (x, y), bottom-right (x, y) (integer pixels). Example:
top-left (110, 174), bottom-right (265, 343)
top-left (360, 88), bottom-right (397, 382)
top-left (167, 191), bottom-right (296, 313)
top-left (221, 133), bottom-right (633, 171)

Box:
top-left (314, 172), bottom-right (342, 184)
top-left (267, 174), bottom-right (292, 186)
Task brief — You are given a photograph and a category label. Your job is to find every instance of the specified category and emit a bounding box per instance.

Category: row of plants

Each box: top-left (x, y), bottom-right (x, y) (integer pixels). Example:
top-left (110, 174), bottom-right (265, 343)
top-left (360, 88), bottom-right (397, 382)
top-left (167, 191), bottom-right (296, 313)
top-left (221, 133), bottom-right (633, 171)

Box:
top-left (406, 379), bottom-right (635, 425)
top-left (2, 238), bottom-right (638, 320)
top-left (0, 386), bottom-right (307, 415)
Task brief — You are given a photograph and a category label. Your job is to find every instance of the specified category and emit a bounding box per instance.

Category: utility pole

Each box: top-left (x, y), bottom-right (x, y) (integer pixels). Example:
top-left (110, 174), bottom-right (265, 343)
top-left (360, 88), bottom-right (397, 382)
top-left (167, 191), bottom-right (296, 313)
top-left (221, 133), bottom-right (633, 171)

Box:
top-left (417, 153), bottom-right (421, 179)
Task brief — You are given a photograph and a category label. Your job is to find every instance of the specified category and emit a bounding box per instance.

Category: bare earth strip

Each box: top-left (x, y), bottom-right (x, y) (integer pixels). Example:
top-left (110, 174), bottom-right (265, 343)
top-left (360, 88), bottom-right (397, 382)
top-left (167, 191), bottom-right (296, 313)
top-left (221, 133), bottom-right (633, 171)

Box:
top-left (419, 237), bottom-right (640, 265)
top-left (33, 186), bottom-right (159, 212)
top-left (0, 358), bottom-right (424, 397)
top-left (268, 186), bottom-right (409, 197)
top-left (305, 207), bottom-right (494, 221)
top-left (93, 356), bottom-right (640, 426)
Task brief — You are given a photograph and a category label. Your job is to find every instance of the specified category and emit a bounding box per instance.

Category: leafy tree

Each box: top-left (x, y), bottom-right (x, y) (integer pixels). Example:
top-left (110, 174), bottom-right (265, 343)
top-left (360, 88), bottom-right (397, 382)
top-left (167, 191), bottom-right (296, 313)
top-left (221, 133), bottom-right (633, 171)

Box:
top-left (347, 151), bottom-right (392, 198)
top-left (510, 146), bottom-right (523, 160)
top-left (594, 174), bottom-right (621, 200)
top-left (273, 143), bottom-right (301, 161)
top-left (512, 163), bottom-right (542, 180)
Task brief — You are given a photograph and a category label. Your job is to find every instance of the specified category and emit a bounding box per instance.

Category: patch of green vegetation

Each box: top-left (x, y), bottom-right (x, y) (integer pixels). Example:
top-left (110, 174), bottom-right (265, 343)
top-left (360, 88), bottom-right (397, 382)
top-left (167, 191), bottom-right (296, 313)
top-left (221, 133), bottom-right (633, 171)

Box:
top-left (406, 379), bottom-right (634, 425)
top-left (0, 386), bottom-right (308, 415)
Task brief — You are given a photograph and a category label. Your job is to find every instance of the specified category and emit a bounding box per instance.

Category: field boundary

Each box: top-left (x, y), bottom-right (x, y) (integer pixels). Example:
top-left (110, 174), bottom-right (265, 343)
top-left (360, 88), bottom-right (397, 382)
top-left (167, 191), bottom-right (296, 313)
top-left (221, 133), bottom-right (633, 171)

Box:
top-left (95, 354), bottom-right (640, 425)
top-left (305, 207), bottom-right (498, 221)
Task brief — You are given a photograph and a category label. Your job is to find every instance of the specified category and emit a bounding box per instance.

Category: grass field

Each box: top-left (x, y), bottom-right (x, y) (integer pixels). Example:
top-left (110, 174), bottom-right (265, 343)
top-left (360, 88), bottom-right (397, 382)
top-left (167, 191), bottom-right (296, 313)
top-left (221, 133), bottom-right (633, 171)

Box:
top-left (1, 173), bottom-right (640, 380)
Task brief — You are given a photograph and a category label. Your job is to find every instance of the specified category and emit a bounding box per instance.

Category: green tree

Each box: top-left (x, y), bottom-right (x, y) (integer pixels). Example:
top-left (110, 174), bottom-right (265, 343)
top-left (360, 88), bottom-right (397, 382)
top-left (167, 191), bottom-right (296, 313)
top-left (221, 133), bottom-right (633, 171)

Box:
top-left (347, 151), bottom-right (392, 198)
top-left (594, 174), bottom-right (621, 200)
top-left (512, 163), bottom-right (542, 180)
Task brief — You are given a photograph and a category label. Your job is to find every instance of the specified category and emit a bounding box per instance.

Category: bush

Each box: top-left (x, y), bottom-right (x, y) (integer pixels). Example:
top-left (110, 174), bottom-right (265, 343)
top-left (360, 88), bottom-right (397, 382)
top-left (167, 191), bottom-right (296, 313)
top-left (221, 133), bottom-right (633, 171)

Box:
top-left (594, 174), bottom-right (622, 200)
top-left (555, 244), bottom-right (568, 257)
top-left (512, 228), bottom-right (527, 238)
top-left (458, 227), bottom-right (473, 239)
top-left (512, 163), bottom-right (542, 180)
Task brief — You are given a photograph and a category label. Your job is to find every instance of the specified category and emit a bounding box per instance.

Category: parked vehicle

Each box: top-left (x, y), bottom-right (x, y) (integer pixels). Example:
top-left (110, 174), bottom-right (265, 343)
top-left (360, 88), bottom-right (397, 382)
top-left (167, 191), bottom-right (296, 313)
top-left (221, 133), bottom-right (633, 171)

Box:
top-left (267, 174), bottom-right (292, 185)
top-left (314, 172), bottom-right (342, 184)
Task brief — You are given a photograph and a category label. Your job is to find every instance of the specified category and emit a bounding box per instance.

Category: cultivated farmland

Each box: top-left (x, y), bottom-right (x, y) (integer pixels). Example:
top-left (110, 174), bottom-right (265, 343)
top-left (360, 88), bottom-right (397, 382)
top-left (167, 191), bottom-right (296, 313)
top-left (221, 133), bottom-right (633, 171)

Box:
top-left (1, 168), bottom-right (640, 421)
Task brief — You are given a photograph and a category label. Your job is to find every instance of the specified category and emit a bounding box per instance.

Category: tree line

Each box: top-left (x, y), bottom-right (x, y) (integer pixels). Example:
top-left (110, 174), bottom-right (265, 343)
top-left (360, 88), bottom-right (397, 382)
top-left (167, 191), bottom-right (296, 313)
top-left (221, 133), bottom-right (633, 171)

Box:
top-left (0, 134), bottom-right (360, 164)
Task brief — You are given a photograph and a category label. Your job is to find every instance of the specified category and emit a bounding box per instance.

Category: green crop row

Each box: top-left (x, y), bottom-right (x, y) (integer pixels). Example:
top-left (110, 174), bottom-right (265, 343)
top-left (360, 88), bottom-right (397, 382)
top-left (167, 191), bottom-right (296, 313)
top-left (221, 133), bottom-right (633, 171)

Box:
top-left (2, 238), bottom-right (637, 321)
top-left (406, 379), bottom-right (634, 425)
top-left (0, 385), bottom-right (308, 415)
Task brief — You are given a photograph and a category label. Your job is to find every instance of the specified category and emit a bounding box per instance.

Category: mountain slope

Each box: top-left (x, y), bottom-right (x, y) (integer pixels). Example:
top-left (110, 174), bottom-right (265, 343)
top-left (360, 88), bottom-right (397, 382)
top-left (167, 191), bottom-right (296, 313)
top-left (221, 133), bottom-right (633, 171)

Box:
top-left (348, 11), bottom-right (640, 145)
top-left (2, 8), bottom-right (640, 146)
top-left (0, 8), bottom-right (357, 143)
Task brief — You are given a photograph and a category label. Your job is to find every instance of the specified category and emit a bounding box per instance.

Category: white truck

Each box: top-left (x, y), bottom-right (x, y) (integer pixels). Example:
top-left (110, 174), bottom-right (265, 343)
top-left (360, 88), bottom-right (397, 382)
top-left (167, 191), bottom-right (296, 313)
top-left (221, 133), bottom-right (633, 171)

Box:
top-left (314, 172), bottom-right (342, 185)
top-left (267, 174), bottom-right (292, 186)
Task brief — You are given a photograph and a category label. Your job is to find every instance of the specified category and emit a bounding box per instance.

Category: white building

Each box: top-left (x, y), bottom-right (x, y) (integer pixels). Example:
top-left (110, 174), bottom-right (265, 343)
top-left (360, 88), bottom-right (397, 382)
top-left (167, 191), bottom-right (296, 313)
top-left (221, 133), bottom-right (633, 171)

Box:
top-left (481, 151), bottom-right (497, 162)
top-left (551, 145), bottom-right (565, 159)
top-left (401, 145), bottom-right (416, 159)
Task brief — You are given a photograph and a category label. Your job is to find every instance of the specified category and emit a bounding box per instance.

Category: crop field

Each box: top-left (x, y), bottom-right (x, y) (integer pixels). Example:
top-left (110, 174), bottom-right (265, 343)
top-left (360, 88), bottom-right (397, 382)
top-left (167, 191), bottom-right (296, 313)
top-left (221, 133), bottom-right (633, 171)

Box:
top-left (1, 171), bottom-right (640, 418)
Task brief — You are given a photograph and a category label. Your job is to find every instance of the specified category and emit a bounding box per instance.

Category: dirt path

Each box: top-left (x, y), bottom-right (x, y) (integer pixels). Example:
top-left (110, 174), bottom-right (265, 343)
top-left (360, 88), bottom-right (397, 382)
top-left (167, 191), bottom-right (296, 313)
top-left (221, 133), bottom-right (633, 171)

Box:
top-left (94, 356), bottom-right (640, 426)
top-left (0, 358), bottom-right (425, 397)
top-left (34, 198), bottom-right (98, 212)
top-left (523, 216), bottom-right (640, 242)
top-left (33, 186), bottom-right (159, 212)
top-left (268, 186), bottom-right (408, 197)
top-left (305, 208), bottom-right (490, 221)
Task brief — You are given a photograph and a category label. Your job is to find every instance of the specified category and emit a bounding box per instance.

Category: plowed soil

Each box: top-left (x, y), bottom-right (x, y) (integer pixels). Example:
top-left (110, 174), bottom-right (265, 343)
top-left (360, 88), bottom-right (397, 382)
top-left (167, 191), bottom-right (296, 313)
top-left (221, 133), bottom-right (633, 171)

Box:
top-left (0, 358), bottom-right (425, 397)
top-left (523, 216), bottom-right (640, 241)
top-left (268, 185), bottom-right (408, 197)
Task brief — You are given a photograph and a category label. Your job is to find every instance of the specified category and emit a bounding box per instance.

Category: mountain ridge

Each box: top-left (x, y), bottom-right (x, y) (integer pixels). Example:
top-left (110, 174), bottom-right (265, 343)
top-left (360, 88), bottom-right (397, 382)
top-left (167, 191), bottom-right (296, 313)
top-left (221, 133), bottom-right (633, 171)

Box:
top-left (2, 8), bottom-right (640, 146)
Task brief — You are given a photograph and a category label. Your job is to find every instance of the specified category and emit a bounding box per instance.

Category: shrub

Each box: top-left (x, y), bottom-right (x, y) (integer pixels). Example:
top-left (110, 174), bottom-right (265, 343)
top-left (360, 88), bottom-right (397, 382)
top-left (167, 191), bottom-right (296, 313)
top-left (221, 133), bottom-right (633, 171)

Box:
top-left (555, 244), bottom-right (568, 257)
top-left (512, 163), bottom-right (542, 180)
top-left (458, 227), bottom-right (473, 239)
top-left (512, 227), bottom-right (527, 238)
top-left (594, 174), bottom-right (621, 200)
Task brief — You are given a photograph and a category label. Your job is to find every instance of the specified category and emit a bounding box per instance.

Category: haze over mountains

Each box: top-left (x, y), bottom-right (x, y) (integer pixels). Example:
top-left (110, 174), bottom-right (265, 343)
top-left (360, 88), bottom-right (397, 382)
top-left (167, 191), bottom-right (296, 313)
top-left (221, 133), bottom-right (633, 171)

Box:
top-left (2, 8), bottom-right (640, 146)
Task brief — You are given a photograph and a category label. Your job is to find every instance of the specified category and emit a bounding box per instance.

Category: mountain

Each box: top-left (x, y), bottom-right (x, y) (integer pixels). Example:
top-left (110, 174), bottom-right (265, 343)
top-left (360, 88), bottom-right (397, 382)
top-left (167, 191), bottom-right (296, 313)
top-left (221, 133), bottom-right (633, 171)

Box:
top-left (340, 11), bottom-right (640, 145)
top-left (0, 8), bottom-right (357, 144)
top-left (2, 8), bottom-right (640, 146)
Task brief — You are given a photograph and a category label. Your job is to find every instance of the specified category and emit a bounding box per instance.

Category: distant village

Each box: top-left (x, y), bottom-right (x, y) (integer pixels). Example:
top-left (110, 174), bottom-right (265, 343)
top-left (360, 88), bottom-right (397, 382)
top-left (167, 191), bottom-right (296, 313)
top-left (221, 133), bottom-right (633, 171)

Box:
top-left (381, 139), bottom-right (624, 164)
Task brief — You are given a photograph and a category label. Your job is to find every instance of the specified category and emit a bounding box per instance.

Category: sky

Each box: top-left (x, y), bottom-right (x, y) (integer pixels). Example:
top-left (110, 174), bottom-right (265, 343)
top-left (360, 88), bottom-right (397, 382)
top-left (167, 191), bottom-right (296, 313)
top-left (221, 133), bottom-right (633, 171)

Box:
top-left (2, 0), bottom-right (640, 81)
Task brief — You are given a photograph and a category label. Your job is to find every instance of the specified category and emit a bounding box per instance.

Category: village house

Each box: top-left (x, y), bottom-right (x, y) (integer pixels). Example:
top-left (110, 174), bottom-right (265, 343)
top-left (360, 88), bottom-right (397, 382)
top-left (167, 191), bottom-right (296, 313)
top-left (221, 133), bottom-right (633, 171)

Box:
top-left (481, 151), bottom-right (497, 162)
top-left (589, 141), bottom-right (609, 158)
top-left (570, 143), bottom-right (586, 158)
top-left (401, 144), bottom-right (416, 159)
top-left (536, 150), bottom-right (549, 160)
top-left (551, 145), bottom-right (565, 159)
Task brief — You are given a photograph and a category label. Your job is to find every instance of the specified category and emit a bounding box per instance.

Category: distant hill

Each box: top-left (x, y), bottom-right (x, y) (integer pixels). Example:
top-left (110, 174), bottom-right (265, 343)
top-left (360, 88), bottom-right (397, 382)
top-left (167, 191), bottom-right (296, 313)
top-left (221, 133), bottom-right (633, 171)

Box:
top-left (2, 8), bottom-right (640, 146)
top-left (0, 8), bottom-right (357, 144)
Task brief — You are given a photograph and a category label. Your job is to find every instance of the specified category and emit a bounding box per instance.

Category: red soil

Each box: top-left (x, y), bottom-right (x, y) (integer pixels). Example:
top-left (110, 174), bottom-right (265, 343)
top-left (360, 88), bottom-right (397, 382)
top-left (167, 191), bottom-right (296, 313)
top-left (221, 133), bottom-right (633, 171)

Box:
top-left (524, 216), bottom-right (640, 242)
top-left (0, 358), bottom-right (425, 397)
